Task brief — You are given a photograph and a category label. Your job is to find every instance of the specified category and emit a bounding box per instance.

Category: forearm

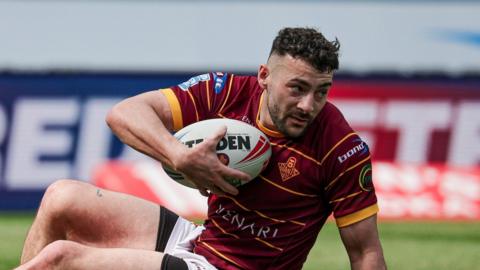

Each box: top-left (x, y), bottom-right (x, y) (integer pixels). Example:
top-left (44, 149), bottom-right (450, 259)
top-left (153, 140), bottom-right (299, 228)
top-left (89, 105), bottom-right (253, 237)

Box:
top-left (350, 250), bottom-right (386, 270)
top-left (340, 215), bottom-right (386, 270)
top-left (106, 95), bottom-right (185, 169)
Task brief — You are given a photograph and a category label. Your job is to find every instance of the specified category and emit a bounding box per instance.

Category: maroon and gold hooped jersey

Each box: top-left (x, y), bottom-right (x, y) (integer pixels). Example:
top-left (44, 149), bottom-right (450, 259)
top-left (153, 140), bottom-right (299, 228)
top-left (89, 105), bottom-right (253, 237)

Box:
top-left (162, 73), bottom-right (378, 270)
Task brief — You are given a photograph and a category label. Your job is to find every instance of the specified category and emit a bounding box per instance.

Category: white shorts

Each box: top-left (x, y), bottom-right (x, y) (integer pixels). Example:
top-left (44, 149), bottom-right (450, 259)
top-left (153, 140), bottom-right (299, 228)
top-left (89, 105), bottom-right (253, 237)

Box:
top-left (164, 216), bottom-right (217, 270)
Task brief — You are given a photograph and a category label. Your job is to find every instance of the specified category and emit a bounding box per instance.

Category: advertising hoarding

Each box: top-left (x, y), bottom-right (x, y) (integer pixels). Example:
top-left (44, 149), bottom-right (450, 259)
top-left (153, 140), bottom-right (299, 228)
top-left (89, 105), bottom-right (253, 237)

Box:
top-left (1, 73), bottom-right (479, 219)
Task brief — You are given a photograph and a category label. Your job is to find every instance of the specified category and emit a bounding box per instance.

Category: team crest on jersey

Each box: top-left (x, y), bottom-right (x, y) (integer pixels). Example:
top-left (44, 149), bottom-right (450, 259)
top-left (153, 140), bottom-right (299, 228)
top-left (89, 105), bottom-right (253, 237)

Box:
top-left (178, 74), bottom-right (210, 91)
top-left (278, 157), bottom-right (300, 182)
top-left (359, 164), bottom-right (373, 191)
top-left (212, 72), bottom-right (228, 94)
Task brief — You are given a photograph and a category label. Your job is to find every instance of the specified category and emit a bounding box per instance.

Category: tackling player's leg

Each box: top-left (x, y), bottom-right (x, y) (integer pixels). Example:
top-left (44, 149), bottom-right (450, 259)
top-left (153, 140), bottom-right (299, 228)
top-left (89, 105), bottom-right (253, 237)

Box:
top-left (15, 240), bottom-right (175, 270)
top-left (20, 179), bottom-right (161, 264)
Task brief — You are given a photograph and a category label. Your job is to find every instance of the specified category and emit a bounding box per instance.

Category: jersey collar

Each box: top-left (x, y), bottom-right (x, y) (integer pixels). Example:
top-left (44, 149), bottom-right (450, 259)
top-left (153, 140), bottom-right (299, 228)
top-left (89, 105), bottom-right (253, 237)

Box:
top-left (256, 91), bottom-right (284, 138)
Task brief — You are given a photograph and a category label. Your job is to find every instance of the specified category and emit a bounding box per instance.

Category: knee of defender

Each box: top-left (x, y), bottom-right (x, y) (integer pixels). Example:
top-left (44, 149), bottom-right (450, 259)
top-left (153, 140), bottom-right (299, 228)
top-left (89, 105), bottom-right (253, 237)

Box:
top-left (31, 240), bottom-right (82, 269)
top-left (40, 179), bottom-right (87, 218)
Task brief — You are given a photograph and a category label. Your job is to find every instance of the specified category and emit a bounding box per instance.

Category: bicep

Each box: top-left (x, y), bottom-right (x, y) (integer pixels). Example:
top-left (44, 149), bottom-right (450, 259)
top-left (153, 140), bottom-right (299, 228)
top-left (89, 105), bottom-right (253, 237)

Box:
top-left (112, 89), bottom-right (175, 131)
top-left (143, 90), bottom-right (175, 131)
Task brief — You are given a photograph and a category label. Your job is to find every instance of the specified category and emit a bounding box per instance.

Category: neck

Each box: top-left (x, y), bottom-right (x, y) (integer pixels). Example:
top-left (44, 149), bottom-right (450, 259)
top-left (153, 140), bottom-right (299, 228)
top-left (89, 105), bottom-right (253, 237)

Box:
top-left (256, 91), bottom-right (284, 138)
top-left (259, 91), bottom-right (274, 129)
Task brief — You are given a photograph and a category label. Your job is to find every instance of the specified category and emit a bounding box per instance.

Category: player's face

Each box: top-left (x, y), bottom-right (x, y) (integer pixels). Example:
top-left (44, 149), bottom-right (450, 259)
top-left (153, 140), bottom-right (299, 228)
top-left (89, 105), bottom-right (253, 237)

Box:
top-left (258, 54), bottom-right (333, 138)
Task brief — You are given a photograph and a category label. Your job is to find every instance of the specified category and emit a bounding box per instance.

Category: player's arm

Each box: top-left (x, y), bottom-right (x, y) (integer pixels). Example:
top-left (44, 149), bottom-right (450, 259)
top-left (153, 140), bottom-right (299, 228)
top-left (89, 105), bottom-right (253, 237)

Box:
top-left (107, 90), bottom-right (181, 167)
top-left (339, 214), bottom-right (386, 270)
top-left (106, 90), bottom-right (247, 195)
top-left (323, 131), bottom-right (386, 269)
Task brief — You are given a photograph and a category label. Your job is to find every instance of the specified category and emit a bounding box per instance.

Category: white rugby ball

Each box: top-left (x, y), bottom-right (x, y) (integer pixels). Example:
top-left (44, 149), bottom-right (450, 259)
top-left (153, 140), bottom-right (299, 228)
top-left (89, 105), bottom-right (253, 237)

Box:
top-left (164, 118), bottom-right (271, 188)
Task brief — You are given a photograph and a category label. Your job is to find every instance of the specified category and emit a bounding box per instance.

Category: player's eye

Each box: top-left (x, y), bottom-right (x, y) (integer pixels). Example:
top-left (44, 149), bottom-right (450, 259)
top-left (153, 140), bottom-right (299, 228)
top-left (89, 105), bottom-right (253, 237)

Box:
top-left (314, 90), bottom-right (328, 101)
top-left (290, 86), bottom-right (304, 95)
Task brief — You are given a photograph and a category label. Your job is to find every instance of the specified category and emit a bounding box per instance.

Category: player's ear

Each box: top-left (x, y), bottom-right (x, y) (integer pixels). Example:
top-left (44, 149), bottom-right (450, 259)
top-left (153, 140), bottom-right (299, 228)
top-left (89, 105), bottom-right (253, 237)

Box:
top-left (257, 64), bottom-right (269, 89)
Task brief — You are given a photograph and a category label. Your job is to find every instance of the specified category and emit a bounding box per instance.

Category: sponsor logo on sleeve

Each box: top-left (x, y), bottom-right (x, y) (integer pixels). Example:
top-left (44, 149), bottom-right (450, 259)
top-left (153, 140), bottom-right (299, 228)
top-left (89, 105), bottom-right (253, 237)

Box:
top-left (359, 164), bottom-right (373, 191)
top-left (337, 138), bottom-right (368, 164)
top-left (178, 74), bottom-right (211, 91)
top-left (212, 72), bottom-right (228, 94)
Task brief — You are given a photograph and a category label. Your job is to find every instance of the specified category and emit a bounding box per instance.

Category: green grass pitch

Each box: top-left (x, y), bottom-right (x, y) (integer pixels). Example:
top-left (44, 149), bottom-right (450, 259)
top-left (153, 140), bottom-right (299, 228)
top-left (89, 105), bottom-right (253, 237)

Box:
top-left (1, 212), bottom-right (479, 270)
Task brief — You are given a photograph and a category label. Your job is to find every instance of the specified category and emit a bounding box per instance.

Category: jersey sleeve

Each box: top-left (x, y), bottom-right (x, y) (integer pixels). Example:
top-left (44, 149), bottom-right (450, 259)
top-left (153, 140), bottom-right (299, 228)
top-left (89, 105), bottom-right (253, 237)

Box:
top-left (160, 72), bottom-right (234, 131)
top-left (323, 133), bottom-right (378, 227)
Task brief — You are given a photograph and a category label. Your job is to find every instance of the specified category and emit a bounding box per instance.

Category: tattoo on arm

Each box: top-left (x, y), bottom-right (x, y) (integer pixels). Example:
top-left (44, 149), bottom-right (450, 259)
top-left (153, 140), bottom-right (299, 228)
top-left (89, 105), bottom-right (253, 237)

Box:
top-left (96, 189), bottom-right (103, 197)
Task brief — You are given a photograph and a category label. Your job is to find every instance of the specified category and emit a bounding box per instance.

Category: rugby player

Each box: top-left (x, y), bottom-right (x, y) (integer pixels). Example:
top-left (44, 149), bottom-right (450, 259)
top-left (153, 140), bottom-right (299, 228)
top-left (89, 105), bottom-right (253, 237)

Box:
top-left (16, 27), bottom-right (386, 269)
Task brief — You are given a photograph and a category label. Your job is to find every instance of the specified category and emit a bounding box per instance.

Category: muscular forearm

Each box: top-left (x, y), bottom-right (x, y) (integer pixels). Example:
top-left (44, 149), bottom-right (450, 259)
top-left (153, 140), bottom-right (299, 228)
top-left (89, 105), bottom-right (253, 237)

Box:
top-left (350, 251), bottom-right (386, 270)
top-left (106, 94), bottom-right (186, 169)
top-left (340, 215), bottom-right (386, 270)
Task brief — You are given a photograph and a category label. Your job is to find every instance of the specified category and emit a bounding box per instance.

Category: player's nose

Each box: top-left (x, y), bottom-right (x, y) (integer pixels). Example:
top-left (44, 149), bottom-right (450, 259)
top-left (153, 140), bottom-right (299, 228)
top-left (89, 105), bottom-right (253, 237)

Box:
top-left (297, 92), bottom-right (315, 114)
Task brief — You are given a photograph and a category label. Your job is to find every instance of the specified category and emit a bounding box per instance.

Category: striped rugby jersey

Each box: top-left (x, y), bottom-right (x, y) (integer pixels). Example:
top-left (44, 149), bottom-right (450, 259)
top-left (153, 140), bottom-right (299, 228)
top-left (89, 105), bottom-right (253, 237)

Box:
top-left (162, 72), bottom-right (378, 270)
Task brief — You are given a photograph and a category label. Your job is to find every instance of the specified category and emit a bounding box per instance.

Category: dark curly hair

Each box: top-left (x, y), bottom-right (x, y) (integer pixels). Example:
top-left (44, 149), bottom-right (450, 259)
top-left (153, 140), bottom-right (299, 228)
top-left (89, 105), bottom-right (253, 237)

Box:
top-left (269, 27), bottom-right (340, 72)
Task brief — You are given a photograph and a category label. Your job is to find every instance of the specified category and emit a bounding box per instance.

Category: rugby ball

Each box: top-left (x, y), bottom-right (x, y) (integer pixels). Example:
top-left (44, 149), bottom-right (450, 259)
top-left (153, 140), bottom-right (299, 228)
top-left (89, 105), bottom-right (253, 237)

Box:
top-left (164, 118), bottom-right (271, 188)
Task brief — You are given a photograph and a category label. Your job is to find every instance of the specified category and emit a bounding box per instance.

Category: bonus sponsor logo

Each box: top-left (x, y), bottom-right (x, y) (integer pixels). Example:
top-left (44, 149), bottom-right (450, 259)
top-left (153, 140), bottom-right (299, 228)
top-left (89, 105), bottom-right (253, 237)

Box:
top-left (338, 139), bottom-right (368, 164)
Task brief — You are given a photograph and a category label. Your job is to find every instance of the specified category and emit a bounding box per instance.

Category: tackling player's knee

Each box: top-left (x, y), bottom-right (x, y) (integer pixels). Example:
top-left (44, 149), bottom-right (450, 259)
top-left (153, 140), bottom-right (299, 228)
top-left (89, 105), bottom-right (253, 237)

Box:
top-left (41, 180), bottom-right (86, 217)
top-left (34, 240), bottom-right (82, 269)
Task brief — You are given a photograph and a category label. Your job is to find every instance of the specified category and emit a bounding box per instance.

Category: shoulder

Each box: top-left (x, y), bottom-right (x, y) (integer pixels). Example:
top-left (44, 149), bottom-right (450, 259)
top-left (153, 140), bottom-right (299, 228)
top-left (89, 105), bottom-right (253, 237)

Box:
top-left (227, 73), bottom-right (261, 93)
top-left (215, 73), bottom-right (262, 103)
top-left (311, 102), bottom-right (370, 166)
top-left (172, 72), bottom-right (261, 102)
top-left (318, 102), bottom-right (350, 128)
top-left (176, 72), bottom-right (256, 88)
top-left (317, 102), bottom-right (357, 147)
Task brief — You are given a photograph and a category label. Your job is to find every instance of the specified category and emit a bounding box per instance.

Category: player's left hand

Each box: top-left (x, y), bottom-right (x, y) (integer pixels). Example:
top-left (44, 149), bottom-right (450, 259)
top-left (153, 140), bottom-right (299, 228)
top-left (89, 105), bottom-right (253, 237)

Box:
top-left (172, 126), bottom-right (250, 196)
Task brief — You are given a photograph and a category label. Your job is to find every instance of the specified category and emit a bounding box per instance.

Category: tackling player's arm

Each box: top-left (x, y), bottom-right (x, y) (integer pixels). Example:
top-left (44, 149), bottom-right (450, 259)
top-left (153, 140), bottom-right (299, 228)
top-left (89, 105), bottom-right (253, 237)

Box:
top-left (106, 90), bottom-right (248, 195)
top-left (339, 215), bottom-right (387, 270)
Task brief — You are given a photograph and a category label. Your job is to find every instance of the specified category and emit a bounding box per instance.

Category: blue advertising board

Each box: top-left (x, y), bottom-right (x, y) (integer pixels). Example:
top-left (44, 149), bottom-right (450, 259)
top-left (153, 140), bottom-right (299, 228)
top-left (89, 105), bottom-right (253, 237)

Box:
top-left (0, 72), bottom-right (194, 210)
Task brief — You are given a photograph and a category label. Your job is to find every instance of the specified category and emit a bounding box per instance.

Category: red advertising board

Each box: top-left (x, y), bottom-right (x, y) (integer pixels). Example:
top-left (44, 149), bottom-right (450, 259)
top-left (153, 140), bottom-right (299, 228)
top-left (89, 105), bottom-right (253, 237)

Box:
top-left (374, 162), bottom-right (480, 220)
top-left (329, 79), bottom-right (480, 166)
top-left (93, 161), bottom-right (480, 221)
